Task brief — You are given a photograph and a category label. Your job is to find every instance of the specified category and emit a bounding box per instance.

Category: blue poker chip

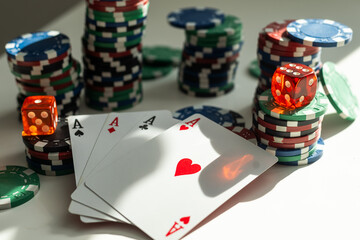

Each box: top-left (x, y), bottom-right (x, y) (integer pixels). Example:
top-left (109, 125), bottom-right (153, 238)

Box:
top-left (286, 19), bottom-right (353, 47)
top-left (167, 7), bottom-right (225, 30)
top-left (85, 16), bottom-right (147, 28)
top-left (277, 138), bottom-right (324, 166)
top-left (5, 31), bottom-right (70, 62)
top-left (258, 138), bottom-right (318, 157)
top-left (173, 105), bottom-right (245, 128)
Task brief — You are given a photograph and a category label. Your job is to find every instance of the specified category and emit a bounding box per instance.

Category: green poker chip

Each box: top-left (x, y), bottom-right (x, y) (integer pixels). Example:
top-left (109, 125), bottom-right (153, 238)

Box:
top-left (186, 15), bottom-right (243, 37)
top-left (277, 145), bottom-right (317, 162)
top-left (142, 64), bottom-right (173, 80)
top-left (143, 46), bottom-right (182, 66)
top-left (259, 89), bottom-right (328, 121)
top-left (248, 59), bottom-right (260, 78)
top-left (319, 61), bottom-right (359, 120)
top-left (0, 165), bottom-right (40, 209)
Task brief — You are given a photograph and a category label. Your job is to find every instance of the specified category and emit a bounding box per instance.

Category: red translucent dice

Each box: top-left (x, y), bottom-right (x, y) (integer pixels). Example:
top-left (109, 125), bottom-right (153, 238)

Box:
top-left (21, 96), bottom-right (58, 136)
top-left (271, 63), bottom-right (317, 109)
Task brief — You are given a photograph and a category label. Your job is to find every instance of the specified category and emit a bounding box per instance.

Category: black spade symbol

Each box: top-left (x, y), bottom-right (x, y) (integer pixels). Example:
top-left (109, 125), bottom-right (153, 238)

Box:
top-left (75, 130), bottom-right (84, 137)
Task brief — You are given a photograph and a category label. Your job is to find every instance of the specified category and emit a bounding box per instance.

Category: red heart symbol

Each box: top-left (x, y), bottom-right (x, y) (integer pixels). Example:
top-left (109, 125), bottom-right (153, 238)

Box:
top-left (175, 158), bottom-right (201, 176)
top-left (179, 125), bottom-right (189, 131)
top-left (180, 216), bottom-right (190, 225)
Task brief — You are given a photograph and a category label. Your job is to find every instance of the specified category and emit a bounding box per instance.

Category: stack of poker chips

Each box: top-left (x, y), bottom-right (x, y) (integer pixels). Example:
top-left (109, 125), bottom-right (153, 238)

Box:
top-left (5, 31), bottom-right (83, 119)
top-left (252, 89), bottom-right (328, 166)
top-left (254, 20), bottom-right (321, 106)
top-left (23, 118), bottom-right (74, 176)
top-left (167, 8), bottom-right (243, 97)
top-left (82, 0), bottom-right (149, 111)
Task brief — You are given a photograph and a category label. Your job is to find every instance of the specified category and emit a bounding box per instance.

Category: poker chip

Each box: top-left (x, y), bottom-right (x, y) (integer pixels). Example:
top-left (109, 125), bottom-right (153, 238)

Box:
top-left (28, 165), bottom-right (74, 176)
top-left (26, 152), bottom-right (73, 166)
top-left (25, 147), bottom-right (72, 160)
top-left (248, 59), bottom-right (260, 78)
top-left (256, 109), bottom-right (321, 127)
top-left (0, 165), bottom-right (40, 209)
top-left (167, 7), bottom-right (225, 30)
top-left (276, 146), bottom-right (317, 162)
top-left (26, 157), bottom-right (74, 171)
top-left (230, 127), bottom-right (257, 145)
top-left (278, 138), bottom-right (324, 166)
top-left (22, 118), bottom-right (71, 153)
top-left (173, 105), bottom-right (245, 129)
top-left (257, 139), bottom-right (317, 157)
top-left (258, 134), bottom-right (319, 149)
top-left (258, 89), bottom-right (328, 121)
top-left (319, 62), bottom-right (359, 120)
top-left (143, 46), bottom-right (182, 66)
top-left (168, 12), bottom-right (242, 97)
top-left (142, 65), bottom-right (173, 80)
top-left (286, 19), bottom-right (353, 47)
top-left (82, 0), bottom-right (148, 111)
top-left (5, 31), bottom-right (70, 62)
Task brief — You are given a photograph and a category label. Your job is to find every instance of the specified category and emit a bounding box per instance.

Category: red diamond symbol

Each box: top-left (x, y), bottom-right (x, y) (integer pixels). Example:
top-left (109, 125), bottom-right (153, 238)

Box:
top-left (108, 127), bottom-right (115, 133)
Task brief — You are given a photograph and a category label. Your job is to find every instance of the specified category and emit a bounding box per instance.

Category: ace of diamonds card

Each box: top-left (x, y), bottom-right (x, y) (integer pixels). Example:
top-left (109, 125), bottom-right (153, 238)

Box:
top-left (85, 114), bottom-right (277, 239)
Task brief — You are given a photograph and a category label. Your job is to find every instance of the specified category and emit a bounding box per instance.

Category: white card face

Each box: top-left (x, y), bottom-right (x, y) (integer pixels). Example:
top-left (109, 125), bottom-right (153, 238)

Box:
top-left (71, 110), bottom-right (176, 223)
top-left (67, 114), bottom-right (108, 185)
top-left (69, 200), bottom-right (119, 223)
top-left (86, 114), bottom-right (278, 240)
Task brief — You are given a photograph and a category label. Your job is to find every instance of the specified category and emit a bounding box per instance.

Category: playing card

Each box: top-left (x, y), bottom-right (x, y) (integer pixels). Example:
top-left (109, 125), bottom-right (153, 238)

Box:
top-left (70, 110), bottom-right (177, 223)
top-left (67, 114), bottom-right (108, 185)
top-left (69, 200), bottom-right (119, 222)
top-left (85, 114), bottom-right (277, 240)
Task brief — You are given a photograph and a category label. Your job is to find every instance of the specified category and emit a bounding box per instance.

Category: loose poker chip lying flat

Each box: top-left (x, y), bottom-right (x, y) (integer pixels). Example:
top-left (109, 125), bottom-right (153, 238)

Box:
top-left (0, 165), bottom-right (40, 209)
top-left (286, 19), bottom-right (353, 47)
top-left (319, 62), bottom-right (359, 120)
top-left (142, 64), bottom-right (173, 80)
top-left (22, 118), bottom-right (71, 153)
top-left (5, 31), bottom-right (70, 62)
top-left (173, 105), bottom-right (245, 128)
top-left (257, 138), bottom-right (317, 157)
top-left (258, 89), bottom-right (328, 121)
top-left (278, 138), bottom-right (324, 166)
top-left (167, 7), bottom-right (225, 30)
top-left (25, 147), bottom-right (72, 160)
top-left (143, 46), bottom-right (182, 65)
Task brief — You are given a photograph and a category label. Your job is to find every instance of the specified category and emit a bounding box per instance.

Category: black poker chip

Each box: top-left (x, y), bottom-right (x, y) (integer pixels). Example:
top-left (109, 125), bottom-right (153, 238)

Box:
top-left (85, 21), bottom-right (145, 33)
top-left (9, 57), bottom-right (72, 75)
top-left (22, 118), bottom-right (71, 153)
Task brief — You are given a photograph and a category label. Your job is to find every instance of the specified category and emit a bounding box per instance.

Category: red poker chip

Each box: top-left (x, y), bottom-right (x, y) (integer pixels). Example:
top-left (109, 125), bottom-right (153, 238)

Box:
top-left (253, 126), bottom-right (321, 144)
top-left (87, 0), bottom-right (148, 13)
top-left (258, 134), bottom-right (320, 149)
top-left (255, 113), bottom-right (322, 133)
top-left (26, 147), bottom-right (72, 160)
top-left (85, 79), bottom-right (141, 93)
top-left (182, 52), bottom-right (239, 65)
top-left (258, 42), bottom-right (320, 57)
top-left (7, 49), bottom-right (71, 67)
top-left (227, 127), bottom-right (258, 145)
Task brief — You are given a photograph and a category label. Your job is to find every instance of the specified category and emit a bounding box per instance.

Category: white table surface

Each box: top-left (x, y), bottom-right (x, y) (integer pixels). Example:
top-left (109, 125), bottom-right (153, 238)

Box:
top-left (1, 1), bottom-right (360, 239)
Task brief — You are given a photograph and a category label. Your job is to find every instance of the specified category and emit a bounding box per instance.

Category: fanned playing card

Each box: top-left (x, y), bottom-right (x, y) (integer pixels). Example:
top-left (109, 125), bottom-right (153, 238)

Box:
top-left (85, 114), bottom-right (277, 239)
top-left (70, 110), bottom-right (177, 223)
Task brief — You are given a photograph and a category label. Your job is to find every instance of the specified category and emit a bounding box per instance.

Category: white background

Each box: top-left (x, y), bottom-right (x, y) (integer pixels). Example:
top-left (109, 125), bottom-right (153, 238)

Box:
top-left (1, 0), bottom-right (360, 239)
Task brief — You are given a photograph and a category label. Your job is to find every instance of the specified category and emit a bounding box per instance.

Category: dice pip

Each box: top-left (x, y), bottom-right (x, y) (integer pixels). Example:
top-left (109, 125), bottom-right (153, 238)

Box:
top-left (21, 96), bottom-right (58, 136)
top-left (271, 63), bottom-right (317, 109)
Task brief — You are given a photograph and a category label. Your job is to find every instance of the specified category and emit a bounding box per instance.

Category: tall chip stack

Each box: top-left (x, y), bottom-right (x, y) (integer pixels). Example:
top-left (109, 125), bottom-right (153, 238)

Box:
top-left (5, 31), bottom-right (83, 119)
top-left (252, 19), bottom-right (354, 166)
top-left (167, 8), bottom-right (243, 97)
top-left (82, 0), bottom-right (149, 111)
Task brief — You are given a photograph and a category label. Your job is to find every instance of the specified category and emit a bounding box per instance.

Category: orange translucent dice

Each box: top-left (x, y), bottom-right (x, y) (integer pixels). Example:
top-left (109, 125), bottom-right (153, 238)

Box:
top-left (271, 63), bottom-right (317, 109)
top-left (21, 96), bottom-right (58, 136)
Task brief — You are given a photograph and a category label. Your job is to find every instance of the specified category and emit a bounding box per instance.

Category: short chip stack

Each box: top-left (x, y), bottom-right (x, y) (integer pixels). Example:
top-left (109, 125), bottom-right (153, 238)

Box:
top-left (253, 89), bottom-right (328, 166)
top-left (82, 0), bottom-right (149, 111)
top-left (5, 31), bottom-right (83, 119)
top-left (253, 19), bottom-right (354, 107)
top-left (167, 8), bottom-right (243, 97)
top-left (22, 118), bottom-right (74, 176)
top-left (254, 20), bottom-right (321, 106)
